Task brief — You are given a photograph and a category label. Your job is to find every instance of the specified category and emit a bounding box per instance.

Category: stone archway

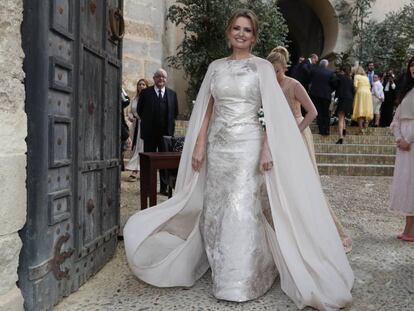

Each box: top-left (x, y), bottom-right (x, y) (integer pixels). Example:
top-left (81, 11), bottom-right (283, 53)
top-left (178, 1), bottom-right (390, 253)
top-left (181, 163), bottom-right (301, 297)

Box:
top-left (278, 0), bottom-right (339, 63)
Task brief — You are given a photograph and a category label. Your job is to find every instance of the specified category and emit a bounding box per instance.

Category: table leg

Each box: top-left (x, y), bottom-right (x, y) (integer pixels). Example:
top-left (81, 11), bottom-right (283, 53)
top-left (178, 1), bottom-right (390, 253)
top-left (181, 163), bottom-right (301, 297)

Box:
top-left (140, 157), bottom-right (148, 210)
top-left (149, 163), bottom-right (158, 207)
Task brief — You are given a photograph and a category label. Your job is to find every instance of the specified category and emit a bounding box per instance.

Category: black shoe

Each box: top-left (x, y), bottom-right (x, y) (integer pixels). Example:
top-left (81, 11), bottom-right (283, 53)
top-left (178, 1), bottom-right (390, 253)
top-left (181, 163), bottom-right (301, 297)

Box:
top-left (159, 189), bottom-right (169, 196)
top-left (336, 138), bottom-right (343, 144)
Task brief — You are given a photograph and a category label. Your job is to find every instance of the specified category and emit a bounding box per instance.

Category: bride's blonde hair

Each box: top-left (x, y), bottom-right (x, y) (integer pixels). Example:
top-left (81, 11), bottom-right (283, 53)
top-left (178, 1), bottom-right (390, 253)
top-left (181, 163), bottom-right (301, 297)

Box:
top-left (266, 46), bottom-right (290, 68)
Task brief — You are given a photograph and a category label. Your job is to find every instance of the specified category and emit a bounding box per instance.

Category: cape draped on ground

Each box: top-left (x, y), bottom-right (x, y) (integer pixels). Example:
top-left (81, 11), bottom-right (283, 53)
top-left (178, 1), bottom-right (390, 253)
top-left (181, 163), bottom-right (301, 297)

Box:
top-left (123, 57), bottom-right (354, 311)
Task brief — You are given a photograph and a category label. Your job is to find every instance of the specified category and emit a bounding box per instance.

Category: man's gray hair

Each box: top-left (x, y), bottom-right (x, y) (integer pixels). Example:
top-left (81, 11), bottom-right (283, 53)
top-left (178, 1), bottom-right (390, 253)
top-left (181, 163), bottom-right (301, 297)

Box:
top-left (154, 68), bottom-right (168, 78)
top-left (319, 59), bottom-right (329, 67)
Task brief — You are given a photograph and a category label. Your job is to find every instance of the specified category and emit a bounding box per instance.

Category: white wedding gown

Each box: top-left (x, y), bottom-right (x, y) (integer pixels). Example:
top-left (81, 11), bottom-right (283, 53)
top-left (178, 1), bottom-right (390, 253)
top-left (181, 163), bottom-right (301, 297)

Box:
top-left (124, 56), bottom-right (354, 310)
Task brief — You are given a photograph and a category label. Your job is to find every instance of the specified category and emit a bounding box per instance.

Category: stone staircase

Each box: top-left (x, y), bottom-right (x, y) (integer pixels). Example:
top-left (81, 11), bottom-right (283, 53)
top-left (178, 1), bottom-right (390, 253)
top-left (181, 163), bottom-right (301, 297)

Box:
top-left (311, 125), bottom-right (396, 176)
top-left (177, 120), bottom-right (396, 176)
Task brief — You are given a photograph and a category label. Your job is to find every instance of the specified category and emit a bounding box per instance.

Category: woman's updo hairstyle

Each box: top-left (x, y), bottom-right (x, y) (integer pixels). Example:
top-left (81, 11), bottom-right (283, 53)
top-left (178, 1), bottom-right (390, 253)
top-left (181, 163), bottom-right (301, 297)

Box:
top-left (266, 46), bottom-right (290, 68)
top-left (225, 9), bottom-right (260, 48)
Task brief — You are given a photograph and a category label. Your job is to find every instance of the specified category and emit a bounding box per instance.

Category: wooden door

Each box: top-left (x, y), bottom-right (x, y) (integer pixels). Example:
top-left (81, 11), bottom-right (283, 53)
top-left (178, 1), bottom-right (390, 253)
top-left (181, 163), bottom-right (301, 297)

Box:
top-left (19, 1), bottom-right (124, 310)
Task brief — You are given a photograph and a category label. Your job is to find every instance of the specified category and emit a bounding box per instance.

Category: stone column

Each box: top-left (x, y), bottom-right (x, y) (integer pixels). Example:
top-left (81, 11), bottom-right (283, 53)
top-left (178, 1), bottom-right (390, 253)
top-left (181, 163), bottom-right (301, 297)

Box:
top-left (0, 0), bottom-right (26, 310)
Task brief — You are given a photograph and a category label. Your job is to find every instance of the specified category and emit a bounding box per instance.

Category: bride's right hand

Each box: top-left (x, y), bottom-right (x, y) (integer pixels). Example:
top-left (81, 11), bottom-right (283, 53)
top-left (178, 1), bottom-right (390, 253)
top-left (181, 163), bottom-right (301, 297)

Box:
top-left (192, 142), bottom-right (206, 171)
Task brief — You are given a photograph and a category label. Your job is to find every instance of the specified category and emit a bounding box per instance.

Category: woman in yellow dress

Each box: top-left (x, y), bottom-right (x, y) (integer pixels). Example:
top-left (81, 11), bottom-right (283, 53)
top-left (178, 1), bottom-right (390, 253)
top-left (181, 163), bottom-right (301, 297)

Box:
top-left (352, 66), bottom-right (373, 134)
top-left (267, 46), bottom-right (352, 252)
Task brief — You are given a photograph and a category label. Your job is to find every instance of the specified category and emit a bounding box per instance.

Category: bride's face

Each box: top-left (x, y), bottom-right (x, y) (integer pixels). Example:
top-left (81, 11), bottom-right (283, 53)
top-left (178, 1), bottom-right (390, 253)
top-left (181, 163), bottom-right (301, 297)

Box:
top-left (228, 17), bottom-right (255, 51)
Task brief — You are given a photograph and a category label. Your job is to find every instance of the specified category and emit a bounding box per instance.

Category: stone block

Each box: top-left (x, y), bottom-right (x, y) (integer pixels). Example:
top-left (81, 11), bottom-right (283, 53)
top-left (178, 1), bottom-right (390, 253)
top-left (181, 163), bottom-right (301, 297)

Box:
top-left (0, 0), bottom-right (25, 81)
top-left (0, 109), bottom-right (27, 155)
top-left (0, 233), bottom-right (22, 296)
top-left (0, 286), bottom-right (24, 311)
top-left (123, 39), bottom-right (149, 58)
top-left (0, 154), bottom-right (26, 236)
top-left (124, 2), bottom-right (152, 24)
top-left (124, 19), bottom-right (158, 41)
top-left (149, 42), bottom-right (163, 61)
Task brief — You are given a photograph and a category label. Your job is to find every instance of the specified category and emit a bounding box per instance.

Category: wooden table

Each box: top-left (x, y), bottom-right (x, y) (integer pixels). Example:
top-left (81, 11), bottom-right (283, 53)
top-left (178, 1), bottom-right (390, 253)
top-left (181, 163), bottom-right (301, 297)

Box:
top-left (139, 152), bottom-right (181, 209)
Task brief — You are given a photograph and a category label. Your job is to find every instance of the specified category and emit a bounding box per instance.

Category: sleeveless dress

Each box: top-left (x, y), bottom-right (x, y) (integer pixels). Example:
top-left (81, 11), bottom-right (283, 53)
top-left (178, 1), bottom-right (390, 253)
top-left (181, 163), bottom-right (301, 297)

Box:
top-left (201, 58), bottom-right (277, 302)
top-left (280, 77), bottom-right (352, 252)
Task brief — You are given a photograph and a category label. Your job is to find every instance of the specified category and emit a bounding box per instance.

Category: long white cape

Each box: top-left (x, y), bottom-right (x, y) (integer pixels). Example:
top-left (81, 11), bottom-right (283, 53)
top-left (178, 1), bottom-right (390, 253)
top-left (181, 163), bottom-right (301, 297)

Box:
top-left (124, 57), bottom-right (354, 311)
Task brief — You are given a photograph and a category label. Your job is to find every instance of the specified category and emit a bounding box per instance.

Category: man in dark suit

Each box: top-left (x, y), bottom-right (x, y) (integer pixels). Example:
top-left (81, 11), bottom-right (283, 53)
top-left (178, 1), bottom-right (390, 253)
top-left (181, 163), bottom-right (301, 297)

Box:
top-left (291, 53), bottom-right (318, 91)
top-left (138, 68), bottom-right (178, 195)
top-left (309, 59), bottom-right (337, 135)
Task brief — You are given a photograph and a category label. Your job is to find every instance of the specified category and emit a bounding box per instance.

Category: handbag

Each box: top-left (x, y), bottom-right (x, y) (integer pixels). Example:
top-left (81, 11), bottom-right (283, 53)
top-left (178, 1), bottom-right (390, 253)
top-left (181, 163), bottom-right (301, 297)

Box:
top-left (171, 136), bottom-right (185, 152)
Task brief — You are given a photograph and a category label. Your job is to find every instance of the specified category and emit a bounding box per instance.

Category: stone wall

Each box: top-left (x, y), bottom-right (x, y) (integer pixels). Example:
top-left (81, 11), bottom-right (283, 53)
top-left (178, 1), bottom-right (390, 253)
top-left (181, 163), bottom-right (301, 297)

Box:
top-left (122, 0), bottom-right (166, 95)
top-left (122, 0), bottom-right (189, 118)
top-left (0, 0), bottom-right (26, 310)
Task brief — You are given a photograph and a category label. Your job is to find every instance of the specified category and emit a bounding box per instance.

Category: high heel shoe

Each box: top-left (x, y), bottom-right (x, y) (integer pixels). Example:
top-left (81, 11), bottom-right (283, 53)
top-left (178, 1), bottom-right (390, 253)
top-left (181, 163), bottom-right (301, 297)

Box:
top-left (401, 235), bottom-right (414, 242)
top-left (336, 138), bottom-right (343, 144)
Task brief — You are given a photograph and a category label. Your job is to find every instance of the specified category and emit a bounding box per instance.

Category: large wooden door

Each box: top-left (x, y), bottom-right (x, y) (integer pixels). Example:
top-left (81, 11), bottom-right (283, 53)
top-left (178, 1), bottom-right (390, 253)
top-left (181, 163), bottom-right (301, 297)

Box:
top-left (20, 1), bottom-right (124, 310)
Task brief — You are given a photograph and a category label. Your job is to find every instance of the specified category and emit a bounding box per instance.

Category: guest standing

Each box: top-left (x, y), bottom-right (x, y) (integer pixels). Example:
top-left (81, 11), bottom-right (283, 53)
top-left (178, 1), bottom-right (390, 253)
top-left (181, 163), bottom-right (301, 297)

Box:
top-left (309, 59), bottom-right (337, 135)
top-left (125, 78), bottom-right (149, 181)
top-left (267, 47), bottom-right (352, 252)
top-left (137, 69), bottom-right (179, 195)
top-left (335, 64), bottom-right (354, 144)
top-left (371, 74), bottom-right (384, 127)
top-left (352, 66), bottom-right (373, 134)
top-left (389, 56), bottom-right (414, 241)
top-left (291, 53), bottom-right (318, 91)
top-left (367, 61), bottom-right (375, 86)
top-left (381, 70), bottom-right (397, 127)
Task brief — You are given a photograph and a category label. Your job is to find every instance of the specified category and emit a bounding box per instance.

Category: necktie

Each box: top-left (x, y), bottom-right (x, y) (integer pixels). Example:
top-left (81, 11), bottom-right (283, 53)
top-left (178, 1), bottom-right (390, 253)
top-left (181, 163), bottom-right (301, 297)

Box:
top-left (158, 89), bottom-right (162, 101)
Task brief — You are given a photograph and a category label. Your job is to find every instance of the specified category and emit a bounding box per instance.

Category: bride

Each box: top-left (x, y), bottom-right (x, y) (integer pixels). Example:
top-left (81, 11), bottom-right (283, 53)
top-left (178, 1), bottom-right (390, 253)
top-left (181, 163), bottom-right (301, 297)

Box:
top-left (124, 8), bottom-right (354, 310)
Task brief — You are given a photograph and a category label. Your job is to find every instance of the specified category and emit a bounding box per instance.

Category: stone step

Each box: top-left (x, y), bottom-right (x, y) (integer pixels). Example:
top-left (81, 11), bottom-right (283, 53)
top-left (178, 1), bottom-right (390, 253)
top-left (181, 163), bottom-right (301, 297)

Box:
top-left (313, 134), bottom-right (395, 145)
top-left (316, 153), bottom-right (395, 165)
top-left (314, 143), bottom-right (396, 155)
top-left (310, 124), bottom-right (393, 135)
top-left (317, 163), bottom-right (394, 176)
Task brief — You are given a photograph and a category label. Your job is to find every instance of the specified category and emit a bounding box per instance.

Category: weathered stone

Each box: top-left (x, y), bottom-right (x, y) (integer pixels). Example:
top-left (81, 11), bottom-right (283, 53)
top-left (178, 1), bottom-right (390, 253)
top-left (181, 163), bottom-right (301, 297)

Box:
top-left (124, 20), bottom-right (158, 41)
top-left (149, 42), bottom-right (163, 61)
top-left (0, 0), bottom-right (26, 308)
top-left (124, 2), bottom-right (153, 24)
top-left (0, 154), bottom-right (26, 236)
top-left (0, 233), bottom-right (22, 296)
top-left (123, 39), bottom-right (150, 58)
top-left (0, 286), bottom-right (24, 311)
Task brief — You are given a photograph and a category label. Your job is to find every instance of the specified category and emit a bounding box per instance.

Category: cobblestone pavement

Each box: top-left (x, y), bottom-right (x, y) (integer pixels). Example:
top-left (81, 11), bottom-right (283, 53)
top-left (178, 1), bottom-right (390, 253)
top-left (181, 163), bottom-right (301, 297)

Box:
top-left (55, 174), bottom-right (414, 311)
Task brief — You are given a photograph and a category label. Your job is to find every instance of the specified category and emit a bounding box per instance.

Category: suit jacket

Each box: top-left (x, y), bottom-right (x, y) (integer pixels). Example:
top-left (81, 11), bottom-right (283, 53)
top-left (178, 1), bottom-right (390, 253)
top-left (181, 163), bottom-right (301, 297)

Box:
top-left (292, 59), bottom-right (311, 89)
top-left (309, 67), bottom-right (337, 100)
top-left (137, 86), bottom-right (178, 141)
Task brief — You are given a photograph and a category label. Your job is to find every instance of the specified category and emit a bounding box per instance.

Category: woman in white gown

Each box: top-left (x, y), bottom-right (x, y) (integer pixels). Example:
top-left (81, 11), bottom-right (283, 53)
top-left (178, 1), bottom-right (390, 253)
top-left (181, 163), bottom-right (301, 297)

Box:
top-left (125, 78), bottom-right (148, 181)
top-left (124, 9), bottom-right (354, 310)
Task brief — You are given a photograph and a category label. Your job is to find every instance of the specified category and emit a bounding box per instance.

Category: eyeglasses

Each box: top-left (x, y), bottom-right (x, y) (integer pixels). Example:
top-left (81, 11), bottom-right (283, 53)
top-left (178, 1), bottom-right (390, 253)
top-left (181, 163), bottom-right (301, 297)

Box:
top-left (154, 75), bottom-right (167, 79)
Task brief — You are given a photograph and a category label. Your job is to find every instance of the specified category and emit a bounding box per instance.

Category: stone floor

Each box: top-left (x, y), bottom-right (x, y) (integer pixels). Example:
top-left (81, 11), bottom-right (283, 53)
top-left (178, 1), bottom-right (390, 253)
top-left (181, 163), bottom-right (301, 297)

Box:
top-left (55, 174), bottom-right (414, 311)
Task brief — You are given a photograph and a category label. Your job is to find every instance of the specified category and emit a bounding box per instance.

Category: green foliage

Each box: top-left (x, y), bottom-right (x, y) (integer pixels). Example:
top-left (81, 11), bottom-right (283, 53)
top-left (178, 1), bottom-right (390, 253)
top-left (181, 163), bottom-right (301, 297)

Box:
top-left (335, 0), bottom-right (376, 61)
top-left (167, 0), bottom-right (288, 112)
top-left (361, 2), bottom-right (414, 73)
top-left (335, 0), bottom-right (414, 73)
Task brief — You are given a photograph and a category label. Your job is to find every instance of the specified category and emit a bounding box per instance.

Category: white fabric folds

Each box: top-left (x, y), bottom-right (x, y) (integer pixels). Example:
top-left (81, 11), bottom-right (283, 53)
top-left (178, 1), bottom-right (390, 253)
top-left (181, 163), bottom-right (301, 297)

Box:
top-left (123, 57), bottom-right (354, 310)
